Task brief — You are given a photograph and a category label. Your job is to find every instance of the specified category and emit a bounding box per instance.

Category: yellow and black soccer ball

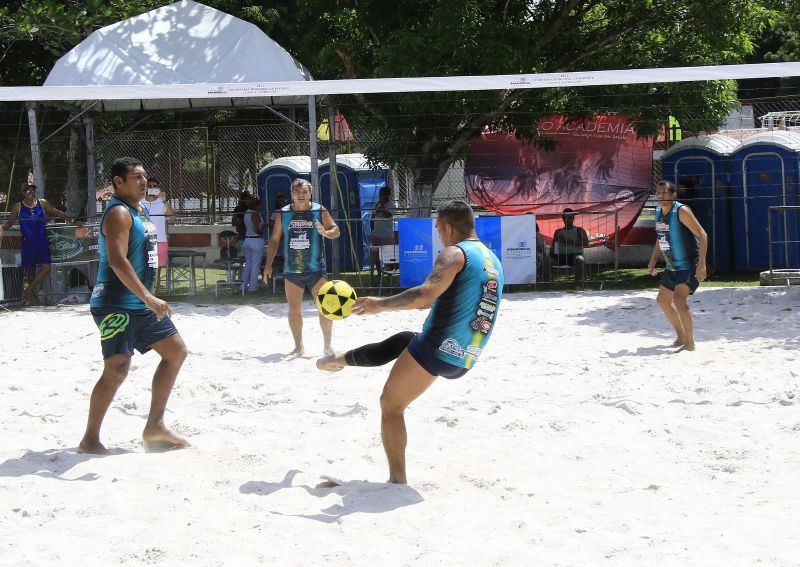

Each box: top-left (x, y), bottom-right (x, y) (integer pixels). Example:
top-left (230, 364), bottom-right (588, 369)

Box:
top-left (316, 279), bottom-right (358, 320)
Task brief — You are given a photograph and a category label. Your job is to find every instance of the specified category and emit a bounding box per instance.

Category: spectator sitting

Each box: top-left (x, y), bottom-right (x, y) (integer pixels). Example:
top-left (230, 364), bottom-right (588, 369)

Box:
top-left (550, 208), bottom-right (589, 283)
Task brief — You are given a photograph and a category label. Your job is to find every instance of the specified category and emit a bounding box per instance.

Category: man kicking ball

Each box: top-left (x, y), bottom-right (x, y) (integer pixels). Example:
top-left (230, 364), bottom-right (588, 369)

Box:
top-left (317, 200), bottom-right (504, 484)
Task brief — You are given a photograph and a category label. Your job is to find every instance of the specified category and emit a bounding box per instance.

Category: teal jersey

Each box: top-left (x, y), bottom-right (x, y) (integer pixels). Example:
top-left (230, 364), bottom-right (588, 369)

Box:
top-left (90, 198), bottom-right (158, 309)
top-left (656, 202), bottom-right (698, 271)
top-left (280, 202), bottom-right (325, 274)
top-left (419, 239), bottom-right (504, 369)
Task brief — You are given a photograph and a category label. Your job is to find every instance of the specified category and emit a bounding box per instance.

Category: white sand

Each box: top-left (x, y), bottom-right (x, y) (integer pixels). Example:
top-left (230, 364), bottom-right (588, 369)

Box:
top-left (1, 286), bottom-right (799, 566)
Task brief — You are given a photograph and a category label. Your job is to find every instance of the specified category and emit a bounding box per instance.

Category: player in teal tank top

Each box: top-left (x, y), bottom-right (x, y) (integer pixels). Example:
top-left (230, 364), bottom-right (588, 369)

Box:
top-left (91, 197), bottom-right (158, 309)
top-left (417, 239), bottom-right (503, 368)
top-left (315, 200), bottom-right (504, 484)
top-left (80, 157), bottom-right (190, 455)
top-left (278, 201), bottom-right (326, 274)
top-left (647, 180), bottom-right (708, 351)
top-left (263, 178), bottom-right (341, 356)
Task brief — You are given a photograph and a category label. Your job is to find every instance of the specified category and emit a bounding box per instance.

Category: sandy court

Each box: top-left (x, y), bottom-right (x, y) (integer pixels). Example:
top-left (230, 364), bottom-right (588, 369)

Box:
top-left (1, 286), bottom-right (799, 566)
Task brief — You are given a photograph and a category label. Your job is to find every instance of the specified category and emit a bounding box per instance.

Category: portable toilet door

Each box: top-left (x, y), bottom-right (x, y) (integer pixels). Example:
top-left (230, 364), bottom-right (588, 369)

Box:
top-left (731, 132), bottom-right (800, 271)
top-left (319, 157), bottom-right (356, 272)
top-left (661, 135), bottom-right (739, 272)
top-left (256, 156), bottom-right (314, 238)
top-left (320, 154), bottom-right (391, 272)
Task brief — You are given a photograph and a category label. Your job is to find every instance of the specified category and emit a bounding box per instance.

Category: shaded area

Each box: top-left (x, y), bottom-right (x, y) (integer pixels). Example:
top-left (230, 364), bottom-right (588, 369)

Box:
top-left (240, 471), bottom-right (423, 523)
top-left (0, 448), bottom-right (131, 481)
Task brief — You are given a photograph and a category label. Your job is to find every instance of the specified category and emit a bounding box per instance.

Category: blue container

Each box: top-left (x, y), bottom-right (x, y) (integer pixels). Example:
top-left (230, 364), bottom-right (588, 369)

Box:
top-left (319, 154), bottom-right (391, 271)
top-left (662, 135), bottom-right (739, 272)
top-left (256, 156), bottom-right (314, 238)
top-left (730, 132), bottom-right (800, 271)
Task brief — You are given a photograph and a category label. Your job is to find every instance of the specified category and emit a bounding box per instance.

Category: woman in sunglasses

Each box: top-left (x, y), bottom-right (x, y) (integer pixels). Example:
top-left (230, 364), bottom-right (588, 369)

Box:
top-left (0, 182), bottom-right (71, 305)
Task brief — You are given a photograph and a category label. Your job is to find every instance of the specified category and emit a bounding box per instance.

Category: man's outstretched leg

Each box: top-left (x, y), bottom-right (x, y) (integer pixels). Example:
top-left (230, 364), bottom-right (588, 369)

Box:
top-left (79, 354), bottom-right (131, 454)
top-left (379, 349), bottom-right (436, 484)
top-left (142, 333), bottom-right (190, 452)
top-left (317, 331), bottom-right (416, 372)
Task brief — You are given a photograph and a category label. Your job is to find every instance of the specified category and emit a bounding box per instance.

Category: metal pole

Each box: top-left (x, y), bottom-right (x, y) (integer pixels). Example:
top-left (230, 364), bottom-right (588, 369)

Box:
top-left (613, 209), bottom-right (619, 280)
top-left (27, 103), bottom-right (45, 197)
top-left (84, 117), bottom-right (96, 219)
top-left (768, 206), bottom-right (773, 277)
top-left (328, 105), bottom-right (340, 277)
top-left (308, 96), bottom-right (319, 201)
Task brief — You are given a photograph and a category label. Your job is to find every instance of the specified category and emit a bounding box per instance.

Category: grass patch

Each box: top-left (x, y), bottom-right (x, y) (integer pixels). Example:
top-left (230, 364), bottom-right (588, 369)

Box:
top-left (155, 266), bottom-right (763, 305)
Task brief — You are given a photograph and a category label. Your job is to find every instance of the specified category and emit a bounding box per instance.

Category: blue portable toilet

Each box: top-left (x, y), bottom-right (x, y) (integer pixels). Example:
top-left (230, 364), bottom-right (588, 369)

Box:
top-left (661, 134), bottom-right (739, 272)
top-left (730, 131), bottom-right (800, 271)
top-left (257, 156), bottom-right (315, 237)
top-left (319, 154), bottom-right (391, 271)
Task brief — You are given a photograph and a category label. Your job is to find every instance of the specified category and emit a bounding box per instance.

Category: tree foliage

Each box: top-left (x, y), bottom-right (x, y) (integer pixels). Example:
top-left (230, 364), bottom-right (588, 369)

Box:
top-left (268, 0), bottom-right (778, 188)
top-left (0, 0), bottom-right (792, 198)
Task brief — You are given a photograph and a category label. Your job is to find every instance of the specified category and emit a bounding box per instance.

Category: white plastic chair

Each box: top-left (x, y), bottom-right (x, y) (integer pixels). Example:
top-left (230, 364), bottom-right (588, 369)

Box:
top-left (378, 244), bottom-right (400, 295)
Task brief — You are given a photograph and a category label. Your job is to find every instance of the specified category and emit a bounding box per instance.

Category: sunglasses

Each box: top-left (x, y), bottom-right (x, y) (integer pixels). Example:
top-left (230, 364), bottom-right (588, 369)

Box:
top-left (22, 186), bottom-right (36, 192)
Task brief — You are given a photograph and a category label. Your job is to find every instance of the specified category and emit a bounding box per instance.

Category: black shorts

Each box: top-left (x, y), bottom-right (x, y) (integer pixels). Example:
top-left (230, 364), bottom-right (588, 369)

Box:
top-left (660, 269), bottom-right (700, 294)
top-left (284, 271), bottom-right (326, 292)
top-left (91, 307), bottom-right (178, 359)
top-left (407, 336), bottom-right (469, 379)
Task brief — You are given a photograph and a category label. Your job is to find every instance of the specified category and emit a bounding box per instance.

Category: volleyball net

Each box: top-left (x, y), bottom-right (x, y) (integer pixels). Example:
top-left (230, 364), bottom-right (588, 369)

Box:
top-left (0, 61), bottom-right (799, 295)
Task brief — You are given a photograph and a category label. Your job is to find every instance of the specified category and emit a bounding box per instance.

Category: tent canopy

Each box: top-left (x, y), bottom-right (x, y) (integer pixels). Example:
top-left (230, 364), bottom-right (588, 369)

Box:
top-left (43, 0), bottom-right (312, 112)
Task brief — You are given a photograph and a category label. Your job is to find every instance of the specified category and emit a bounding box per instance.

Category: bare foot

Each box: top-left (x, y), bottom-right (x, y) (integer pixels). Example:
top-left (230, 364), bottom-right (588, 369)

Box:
top-left (142, 426), bottom-right (190, 453)
top-left (387, 476), bottom-right (407, 485)
top-left (674, 342), bottom-right (696, 353)
top-left (323, 345), bottom-right (334, 356)
top-left (670, 338), bottom-right (687, 348)
top-left (316, 355), bottom-right (345, 372)
top-left (78, 438), bottom-right (109, 455)
top-left (288, 346), bottom-right (304, 357)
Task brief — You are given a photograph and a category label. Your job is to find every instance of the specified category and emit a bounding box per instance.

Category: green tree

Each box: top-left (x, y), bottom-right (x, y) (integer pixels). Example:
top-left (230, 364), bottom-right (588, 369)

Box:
top-left (267, 0), bottom-right (778, 208)
top-left (741, 0), bottom-right (800, 98)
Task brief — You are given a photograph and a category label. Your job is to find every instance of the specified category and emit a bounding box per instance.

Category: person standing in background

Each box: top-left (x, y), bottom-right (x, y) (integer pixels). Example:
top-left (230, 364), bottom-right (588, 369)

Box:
top-left (0, 181), bottom-right (71, 305)
top-left (648, 180), bottom-right (708, 351)
top-left (263, 179), bottom-right (340, 356)
top-left (139, 178), bottom-right (176, 294)
top-left (241, 198), bottom-right (264, 293)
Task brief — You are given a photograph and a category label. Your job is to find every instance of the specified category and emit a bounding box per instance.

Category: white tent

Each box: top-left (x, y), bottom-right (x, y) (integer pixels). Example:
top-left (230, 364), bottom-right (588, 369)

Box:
top-left (26, 0), bottom-right (319, 214)
top-left (43, 0), bottom-right (312, 112)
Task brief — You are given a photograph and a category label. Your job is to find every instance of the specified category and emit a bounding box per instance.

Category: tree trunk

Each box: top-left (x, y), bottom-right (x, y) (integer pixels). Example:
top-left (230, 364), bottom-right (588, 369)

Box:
top-left (409, 181), bottom-right (434, 217)
top-left (64, 118), bottom-right (84, 218)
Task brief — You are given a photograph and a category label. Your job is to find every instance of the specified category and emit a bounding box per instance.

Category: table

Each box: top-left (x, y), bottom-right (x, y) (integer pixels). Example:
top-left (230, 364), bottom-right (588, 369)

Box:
top-left (166, 248), bottom-right (207, 294)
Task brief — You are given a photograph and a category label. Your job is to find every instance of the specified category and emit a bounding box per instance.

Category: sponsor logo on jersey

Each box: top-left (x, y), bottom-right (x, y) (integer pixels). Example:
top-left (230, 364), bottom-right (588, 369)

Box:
top-left (439, 337), bottom-right (466, 359)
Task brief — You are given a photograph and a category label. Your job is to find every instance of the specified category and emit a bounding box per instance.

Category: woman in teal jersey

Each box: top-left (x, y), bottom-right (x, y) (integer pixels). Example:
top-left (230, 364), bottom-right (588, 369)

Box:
top-left (647, 180), bottom-right (708, 351)
top-left (317, 201), bottom-right (504, 484)
top-left (263, 178), bottom-right (340, 356)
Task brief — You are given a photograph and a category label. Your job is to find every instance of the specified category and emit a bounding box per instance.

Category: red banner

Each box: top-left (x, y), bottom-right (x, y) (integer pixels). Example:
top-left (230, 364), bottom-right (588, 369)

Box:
top-left (465, 116), bottom-right (653, 246)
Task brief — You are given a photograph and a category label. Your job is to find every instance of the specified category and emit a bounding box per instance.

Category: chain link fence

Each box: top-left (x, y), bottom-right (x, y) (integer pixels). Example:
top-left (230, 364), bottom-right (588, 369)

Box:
top-left (95, 127), bottom-right (211, 222)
